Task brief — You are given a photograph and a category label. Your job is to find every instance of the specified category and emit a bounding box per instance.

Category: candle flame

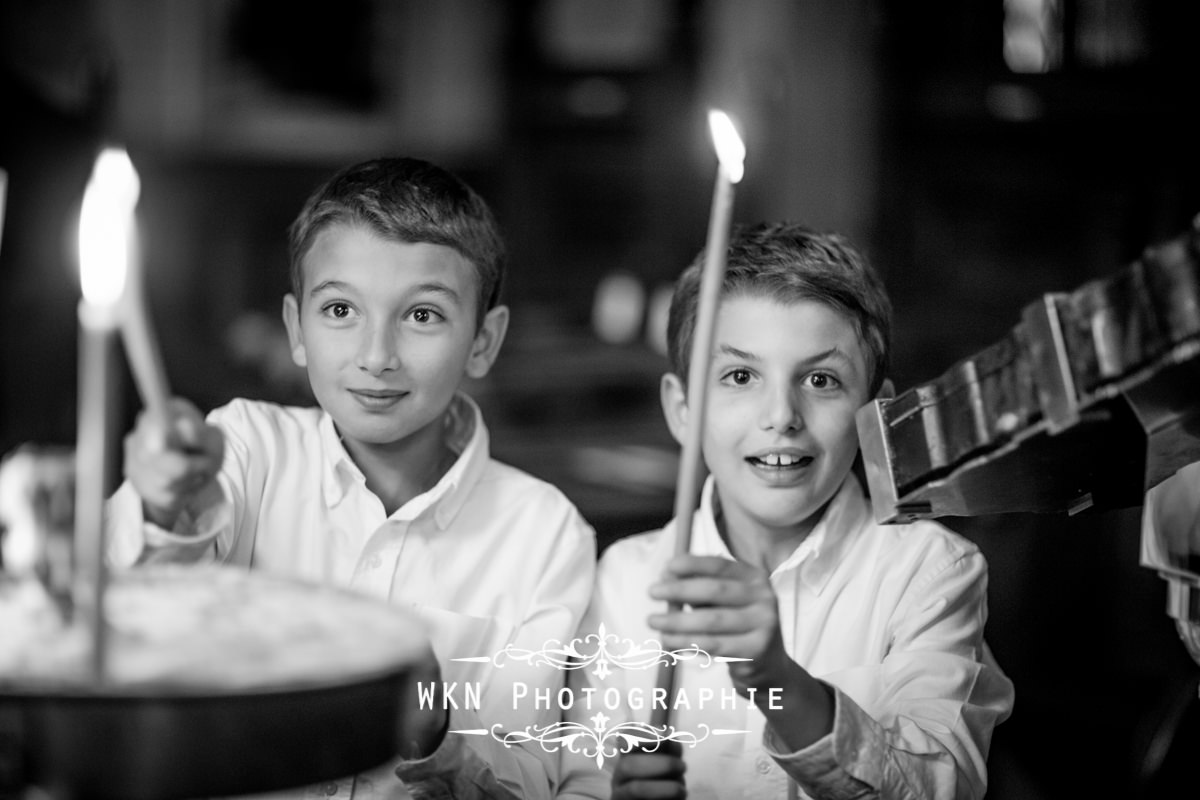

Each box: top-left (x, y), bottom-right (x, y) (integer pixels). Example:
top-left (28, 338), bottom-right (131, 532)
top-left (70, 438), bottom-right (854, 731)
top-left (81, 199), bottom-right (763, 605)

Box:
top-left (708, 110), bottom-right (745, 184)
top-left (79, 147), bottom-right (140, 307)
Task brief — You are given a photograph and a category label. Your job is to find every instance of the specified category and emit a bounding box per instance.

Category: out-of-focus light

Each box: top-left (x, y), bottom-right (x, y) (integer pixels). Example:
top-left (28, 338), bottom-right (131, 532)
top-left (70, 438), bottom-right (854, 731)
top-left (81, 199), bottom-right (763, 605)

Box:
top-left (1004, 25), bottom-right (1049, 73)
top-left (592, 271), bottom-right (646, 345)
top-left (987, 83), bottom-right (1044, 122)
top-left (1003, 0), bottom-right (1061, 73)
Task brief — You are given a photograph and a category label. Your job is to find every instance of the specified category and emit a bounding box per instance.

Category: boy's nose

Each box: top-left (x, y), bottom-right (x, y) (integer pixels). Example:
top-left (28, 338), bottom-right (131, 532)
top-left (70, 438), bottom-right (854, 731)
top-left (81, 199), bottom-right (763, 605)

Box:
top-left (760, 385), bottom-right (804, 433)
top-left (356, 322), bottom-right (401, 375)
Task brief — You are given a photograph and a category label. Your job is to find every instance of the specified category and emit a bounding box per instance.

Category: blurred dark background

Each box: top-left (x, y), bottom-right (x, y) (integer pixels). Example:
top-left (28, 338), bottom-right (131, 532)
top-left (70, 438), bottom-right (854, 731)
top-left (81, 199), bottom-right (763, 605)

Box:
top-left (1, 0), bottom-right (1198, 796)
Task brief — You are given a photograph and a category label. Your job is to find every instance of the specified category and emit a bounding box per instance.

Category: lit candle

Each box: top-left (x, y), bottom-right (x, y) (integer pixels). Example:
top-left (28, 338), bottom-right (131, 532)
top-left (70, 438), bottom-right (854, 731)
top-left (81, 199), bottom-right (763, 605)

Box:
top-left (651, 110), bottom-right (746, 726)
top-left (76, 147), bottom-right (141, 679)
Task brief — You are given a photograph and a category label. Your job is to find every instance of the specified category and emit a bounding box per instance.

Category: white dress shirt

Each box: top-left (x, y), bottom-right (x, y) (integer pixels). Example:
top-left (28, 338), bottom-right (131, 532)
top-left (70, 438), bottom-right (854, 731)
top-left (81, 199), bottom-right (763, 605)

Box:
top-left (106, 393), bottom-right (597, 800)
top-left (558, 474), bottom-right (1013, 800)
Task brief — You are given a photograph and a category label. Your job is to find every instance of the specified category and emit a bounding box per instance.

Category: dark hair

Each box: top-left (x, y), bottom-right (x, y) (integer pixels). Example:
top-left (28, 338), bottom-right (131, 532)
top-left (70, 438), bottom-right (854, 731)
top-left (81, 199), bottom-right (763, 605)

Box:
top-left (288, 157), bottom-right (505, 328)
top-left (666, 221), bottom-right (892, 396)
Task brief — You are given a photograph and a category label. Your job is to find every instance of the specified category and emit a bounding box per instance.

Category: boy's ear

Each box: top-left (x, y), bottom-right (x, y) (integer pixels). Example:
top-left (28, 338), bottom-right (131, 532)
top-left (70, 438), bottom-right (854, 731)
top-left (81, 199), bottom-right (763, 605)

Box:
top-left (281, 294), bottom-right (307, 368)
top-left (659, 372), bottom-right (689, 447)
top-left (465, 305), bottom-right (510, 380)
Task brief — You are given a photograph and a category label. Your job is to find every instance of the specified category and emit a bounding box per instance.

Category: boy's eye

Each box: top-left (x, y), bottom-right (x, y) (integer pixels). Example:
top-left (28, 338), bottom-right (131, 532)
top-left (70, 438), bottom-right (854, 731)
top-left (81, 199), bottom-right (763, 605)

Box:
top-left (723, 368), bottom-right (753, 386)
top-left (804, 372), bottom-right (840, 390)
top-left (408, 307), bottom-right (444, 324)
top-left (322, 302), bottom-right (353, 319)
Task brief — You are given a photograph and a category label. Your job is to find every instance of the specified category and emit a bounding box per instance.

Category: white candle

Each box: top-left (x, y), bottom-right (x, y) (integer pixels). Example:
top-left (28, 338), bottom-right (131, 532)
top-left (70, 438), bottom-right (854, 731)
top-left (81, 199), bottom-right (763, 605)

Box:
top-left (651, 110), bottom-right (745, 727)
top-left (76, 147), bottom-right (141, 679)
top-left (670, 109), bottom-right (746, 557)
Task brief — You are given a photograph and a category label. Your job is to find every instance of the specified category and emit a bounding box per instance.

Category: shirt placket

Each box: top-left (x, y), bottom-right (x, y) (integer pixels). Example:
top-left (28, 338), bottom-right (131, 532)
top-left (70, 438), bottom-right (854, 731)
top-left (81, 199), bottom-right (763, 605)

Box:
top-left (743, 700), bottom-right (789, 799)
top-left (744, 567), bottom-right (803, 799)
top-left (351, 520), bottom-right (408, 600)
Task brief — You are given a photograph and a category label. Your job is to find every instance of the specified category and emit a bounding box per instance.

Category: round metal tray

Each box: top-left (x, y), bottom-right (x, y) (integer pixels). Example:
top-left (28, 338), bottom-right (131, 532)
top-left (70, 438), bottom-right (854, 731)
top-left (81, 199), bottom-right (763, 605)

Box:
top-left (1, 566), bottom-right (430, 800)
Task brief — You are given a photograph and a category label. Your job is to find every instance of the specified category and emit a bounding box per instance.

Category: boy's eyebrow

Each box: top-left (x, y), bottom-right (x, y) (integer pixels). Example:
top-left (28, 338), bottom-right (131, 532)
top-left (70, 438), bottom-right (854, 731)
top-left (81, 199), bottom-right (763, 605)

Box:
top-left (409, 282), bottom-right (464, 304)
top-left (716, 344), bottom-right (854, 367)
top-left (308, 280), bottom-right (463, 304)
top-left (718, 344), bottom-right (760, 361)
top-left (803, 346), bottom-right (855, 367)
top-left (309, 279), bottom-right (350, 297)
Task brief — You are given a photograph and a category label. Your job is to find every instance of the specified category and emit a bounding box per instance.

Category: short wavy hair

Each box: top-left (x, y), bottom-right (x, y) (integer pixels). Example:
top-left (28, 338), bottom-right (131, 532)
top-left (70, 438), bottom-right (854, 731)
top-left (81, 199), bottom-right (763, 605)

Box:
top-left (666, 222), bottom-right (892, 396)
top-left (288, 157), bottom-right (505, 329)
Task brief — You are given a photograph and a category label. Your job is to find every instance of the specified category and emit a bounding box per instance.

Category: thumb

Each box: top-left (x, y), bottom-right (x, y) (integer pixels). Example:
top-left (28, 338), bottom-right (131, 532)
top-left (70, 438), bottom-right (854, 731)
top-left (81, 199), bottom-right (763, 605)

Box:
top-left (166, 398), bottom-right (208, 449)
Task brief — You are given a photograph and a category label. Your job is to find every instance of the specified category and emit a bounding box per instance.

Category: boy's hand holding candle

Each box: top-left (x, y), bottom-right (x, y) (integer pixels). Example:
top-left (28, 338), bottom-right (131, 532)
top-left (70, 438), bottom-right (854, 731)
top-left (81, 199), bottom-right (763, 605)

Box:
top-left (123, 398), bottom-right (224, 531)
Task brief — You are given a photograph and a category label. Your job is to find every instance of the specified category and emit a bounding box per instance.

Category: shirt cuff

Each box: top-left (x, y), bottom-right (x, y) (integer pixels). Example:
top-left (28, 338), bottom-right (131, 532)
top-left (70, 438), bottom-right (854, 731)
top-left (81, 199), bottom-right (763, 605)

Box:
top-left (393, 731), bottom-right (493, 799)
top-left (137, 483), bottom-right (229, 563)
top-left (763, 685), bottom-right (877, 799)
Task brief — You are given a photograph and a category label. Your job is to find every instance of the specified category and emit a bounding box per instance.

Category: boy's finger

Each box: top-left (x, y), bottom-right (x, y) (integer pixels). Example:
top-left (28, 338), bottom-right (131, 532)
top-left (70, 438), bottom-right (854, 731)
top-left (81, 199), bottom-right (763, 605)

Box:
top-left (615, 751), bottom-right (686, 779)
top-left (131, 409), bottom-right (171, 454)
top-left (662, 554), bottom-right (755, 580)
top-left (646, 739), bottom-right (683, 758)
top-left (614, 779), bottom-right (687, 800)
top-left (613, 749), bottom-right (687, 800)
top-left (647, 607), bottom-right (757, 635)
top-left (195, 423), bottom-right (225, 463)
top-left (158, 397), bottom-right (209, 447)
top-left (649, 577), bottom-right (758, 607)
top-left (656, 631), bottom-right (762, 657)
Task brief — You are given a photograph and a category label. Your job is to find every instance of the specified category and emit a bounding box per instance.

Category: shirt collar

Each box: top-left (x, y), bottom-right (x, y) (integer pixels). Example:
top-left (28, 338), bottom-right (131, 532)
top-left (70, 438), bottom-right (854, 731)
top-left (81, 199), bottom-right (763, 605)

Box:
top-left (689, 472), bottom-right (872, 594)
top-left (319, 393), bottom-right (490, 530)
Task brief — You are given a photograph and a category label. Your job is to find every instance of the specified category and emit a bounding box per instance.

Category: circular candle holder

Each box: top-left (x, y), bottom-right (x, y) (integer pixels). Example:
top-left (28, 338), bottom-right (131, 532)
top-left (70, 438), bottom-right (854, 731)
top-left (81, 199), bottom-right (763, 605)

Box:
top-left (1, 565), bottom-right (431, 800)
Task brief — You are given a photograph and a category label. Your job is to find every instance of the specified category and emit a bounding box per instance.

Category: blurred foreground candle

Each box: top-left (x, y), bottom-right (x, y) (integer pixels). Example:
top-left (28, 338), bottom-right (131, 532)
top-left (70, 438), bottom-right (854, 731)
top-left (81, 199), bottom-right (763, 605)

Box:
top-left (651, 109), bottom-right (745, 726)
top-left (76, 147), bottom-right (141, 678)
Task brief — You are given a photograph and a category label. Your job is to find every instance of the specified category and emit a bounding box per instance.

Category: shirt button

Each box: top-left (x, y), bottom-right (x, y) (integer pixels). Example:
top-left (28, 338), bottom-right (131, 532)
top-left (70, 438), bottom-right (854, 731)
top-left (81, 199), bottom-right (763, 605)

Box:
top-left (367, 553), bottom-right (382, 569)
top-left (756, 756), bottom-right (772, 774)
top-left (323, 783), bottom-right (339, 796)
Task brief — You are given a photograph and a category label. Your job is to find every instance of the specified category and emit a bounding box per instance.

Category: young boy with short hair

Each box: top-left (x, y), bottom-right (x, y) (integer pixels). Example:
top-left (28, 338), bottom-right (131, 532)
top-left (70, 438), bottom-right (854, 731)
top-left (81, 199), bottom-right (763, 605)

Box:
top-left (558, 222), bottom-right (1013, 799)
top-left (107, 157), bottom-right (597, 799)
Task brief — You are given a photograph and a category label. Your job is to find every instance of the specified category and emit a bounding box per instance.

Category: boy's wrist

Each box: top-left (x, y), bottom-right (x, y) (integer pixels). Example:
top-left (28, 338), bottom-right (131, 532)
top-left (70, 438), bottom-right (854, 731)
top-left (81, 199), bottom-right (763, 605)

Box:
top-left (142, 501), bottom-right (181, 531)
top-left (403, 707), bottom-right (450, 760)
top-left (749, 661), bottom-right (835, 752)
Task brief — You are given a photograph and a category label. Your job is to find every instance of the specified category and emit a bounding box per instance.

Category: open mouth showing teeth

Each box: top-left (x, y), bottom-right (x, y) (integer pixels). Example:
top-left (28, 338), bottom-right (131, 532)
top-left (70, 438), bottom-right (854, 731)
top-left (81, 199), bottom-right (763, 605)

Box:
top-left (750, 454), bottom-right (813, 468)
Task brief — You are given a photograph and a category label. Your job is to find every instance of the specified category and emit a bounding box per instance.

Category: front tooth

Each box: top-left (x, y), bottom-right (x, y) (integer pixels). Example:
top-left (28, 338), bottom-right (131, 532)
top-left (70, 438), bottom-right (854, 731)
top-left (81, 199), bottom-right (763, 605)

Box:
top-left (780, 454), bottom-right (798, 466)
top-left (764, 453), bottom-right (780, 466)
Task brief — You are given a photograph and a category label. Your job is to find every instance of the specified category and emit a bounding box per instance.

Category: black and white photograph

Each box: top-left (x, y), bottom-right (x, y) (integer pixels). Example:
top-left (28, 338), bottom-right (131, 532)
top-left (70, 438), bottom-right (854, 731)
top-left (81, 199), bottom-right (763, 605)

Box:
top-left (1, 1), bottom-right (1197, 798)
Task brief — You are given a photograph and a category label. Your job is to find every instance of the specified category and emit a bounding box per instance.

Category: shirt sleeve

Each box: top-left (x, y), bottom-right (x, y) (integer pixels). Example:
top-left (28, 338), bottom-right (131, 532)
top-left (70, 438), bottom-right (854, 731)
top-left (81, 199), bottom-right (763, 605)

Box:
top-left (555, 539), bottom-right (651, 800)
top-left (105, 479), bottom-right (229, 566)
top-left (764, 551), bottom-right (1014, 800)
top-left (552, 619), bottom-right (618, 800)
top-left (386, 719), bottom-right (524, 800)
top-left (395, 497), bottom-right (598, 799)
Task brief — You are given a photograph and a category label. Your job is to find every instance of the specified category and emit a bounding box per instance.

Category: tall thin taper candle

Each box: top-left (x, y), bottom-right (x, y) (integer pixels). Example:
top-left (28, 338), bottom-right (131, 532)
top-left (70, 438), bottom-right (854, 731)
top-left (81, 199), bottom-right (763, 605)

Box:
top-left (650, 110), bottom-right (745, 729)
top-left (75, 303), bottom-right (119, 679)
top-left (75, 147), bottom-right (141, 680)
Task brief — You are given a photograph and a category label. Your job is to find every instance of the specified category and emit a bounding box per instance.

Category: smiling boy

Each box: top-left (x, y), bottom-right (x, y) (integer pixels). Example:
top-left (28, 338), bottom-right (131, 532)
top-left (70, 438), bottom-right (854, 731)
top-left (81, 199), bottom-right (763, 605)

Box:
top-left (107, 157), bottom-right (596, 799)
top-left (558, 223), bottom-right (1013, 800)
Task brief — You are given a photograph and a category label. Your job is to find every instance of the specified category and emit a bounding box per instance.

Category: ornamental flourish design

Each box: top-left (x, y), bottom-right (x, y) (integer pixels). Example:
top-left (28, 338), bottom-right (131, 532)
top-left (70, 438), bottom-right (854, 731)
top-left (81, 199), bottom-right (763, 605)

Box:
top-left (491, 715), bottom-right (717, 768)
top-left (453, 623), bottom-right (726, 680)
